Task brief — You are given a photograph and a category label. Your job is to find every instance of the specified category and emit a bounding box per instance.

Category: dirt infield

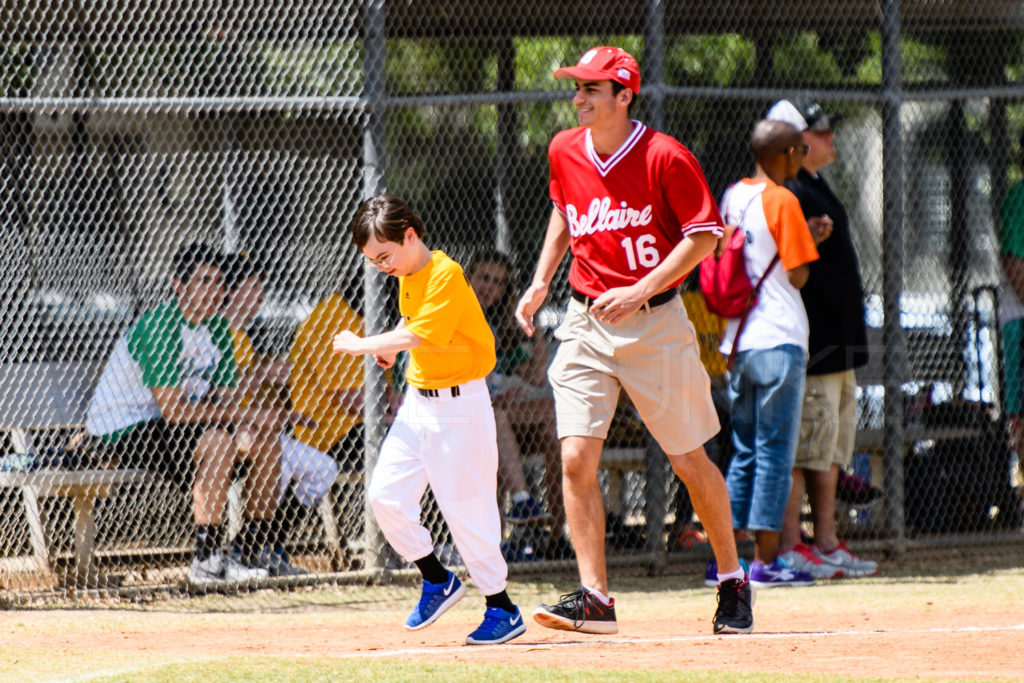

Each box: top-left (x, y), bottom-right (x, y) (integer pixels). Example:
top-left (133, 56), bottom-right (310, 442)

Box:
top-left (3, 556), bottom-right (1023, 681)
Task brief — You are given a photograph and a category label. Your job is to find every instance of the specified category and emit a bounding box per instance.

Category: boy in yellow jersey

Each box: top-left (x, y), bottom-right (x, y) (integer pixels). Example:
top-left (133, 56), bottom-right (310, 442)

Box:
top-left (333, 194), bottom-right (525, 646)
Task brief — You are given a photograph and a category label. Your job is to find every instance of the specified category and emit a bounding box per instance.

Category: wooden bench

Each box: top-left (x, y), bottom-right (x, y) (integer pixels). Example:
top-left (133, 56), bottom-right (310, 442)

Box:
top-left (602, 447), bottom-right (646, 516)
top-left (0, 361), bottom-right (144, 585)
top-left (0, 468), bottom-right (146, 585)
top-left (523, 446), bottom-right (645, 517)
top-left (1, 360), bottom-right (362, 581)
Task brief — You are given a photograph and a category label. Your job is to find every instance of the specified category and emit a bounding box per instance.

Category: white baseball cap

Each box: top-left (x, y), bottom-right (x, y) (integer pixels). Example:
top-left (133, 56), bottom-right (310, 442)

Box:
top-left (766, 99), bottom-right (840, 132)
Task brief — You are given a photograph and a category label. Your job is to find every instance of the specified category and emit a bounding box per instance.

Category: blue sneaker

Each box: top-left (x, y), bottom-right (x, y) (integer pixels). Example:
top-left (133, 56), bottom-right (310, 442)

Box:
top-left (749, 557), bottom-right (815, 588)
top-left (404, 571), bottom-right (467, 630)
top-left (466, 605), bottom-right (527, 645)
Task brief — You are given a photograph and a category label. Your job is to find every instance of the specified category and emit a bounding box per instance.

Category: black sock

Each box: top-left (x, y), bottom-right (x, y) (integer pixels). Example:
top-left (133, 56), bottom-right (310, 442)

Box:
top-left (239, 517), bottom-right (273, 563)
top-left (413, 553), bottom-right (449, 584)
top-left (195, 524), bottom-right (223, 561)
top-left (485, 590), bottom-right (516, 613)
top-left (273, 492), bottom-right (301, 547)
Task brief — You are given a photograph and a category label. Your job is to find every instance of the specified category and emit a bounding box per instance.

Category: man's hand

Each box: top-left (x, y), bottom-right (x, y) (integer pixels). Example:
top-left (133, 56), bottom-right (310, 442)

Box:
top-left (332, 389), bottom-right (364, 412)
top-left (238, 406), bottom-right (290, 432)
top-left (515, 282), bottom-right (549, 337)
top-left (333, 330), bottom-right (365, 355)
top-left (589, 285), bottom-right (646, 324)
top-left (288, 411), bottom-right (317, 429)
top-left (492, 385), bottom-right (528, 409)
top-left (809, 215), bottom-right (834, 245)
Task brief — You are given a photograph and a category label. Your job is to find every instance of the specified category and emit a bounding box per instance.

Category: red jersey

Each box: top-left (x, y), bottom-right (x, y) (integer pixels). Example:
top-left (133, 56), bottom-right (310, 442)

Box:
top-left (548, 122), bottom-right (723, 297)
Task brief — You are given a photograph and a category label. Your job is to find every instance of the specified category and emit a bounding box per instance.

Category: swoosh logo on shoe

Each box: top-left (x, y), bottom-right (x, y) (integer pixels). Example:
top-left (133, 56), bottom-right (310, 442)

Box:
top-left (443, 575), bottom-right (456, 596)
top-left (509, 613), bottom-right (522, 626)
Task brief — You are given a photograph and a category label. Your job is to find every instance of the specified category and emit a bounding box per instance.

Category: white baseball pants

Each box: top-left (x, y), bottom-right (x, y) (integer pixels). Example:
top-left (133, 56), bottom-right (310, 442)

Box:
top-left (278, 434), bottom-right (340, 507)
top-left (368, 378), bottom-right (508, 596)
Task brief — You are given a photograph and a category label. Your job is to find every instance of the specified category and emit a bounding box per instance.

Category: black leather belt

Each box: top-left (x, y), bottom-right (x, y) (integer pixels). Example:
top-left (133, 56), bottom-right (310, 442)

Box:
top-left (571, 287), bottom-right (677, 312)
top-left (417, 385), bottom-right (462, 398)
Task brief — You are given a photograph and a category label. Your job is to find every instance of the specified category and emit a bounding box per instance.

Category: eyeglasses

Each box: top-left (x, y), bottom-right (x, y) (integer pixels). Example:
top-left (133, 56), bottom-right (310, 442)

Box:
top-left (363, 249), bottom-right (398, 268)
top-left (788, 144), bottom-right (811, 155)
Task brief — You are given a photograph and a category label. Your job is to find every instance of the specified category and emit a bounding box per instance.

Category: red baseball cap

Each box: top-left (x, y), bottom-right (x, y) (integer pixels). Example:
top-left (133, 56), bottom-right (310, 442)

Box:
top-left (553, 46), bottom-right (641, 94)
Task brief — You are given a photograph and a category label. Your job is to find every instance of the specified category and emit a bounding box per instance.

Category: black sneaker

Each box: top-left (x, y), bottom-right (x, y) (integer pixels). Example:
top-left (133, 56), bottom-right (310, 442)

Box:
top-left (713, 578), bottom-right (754, 634)
top-left (533, 586), bottom-right (618, 634)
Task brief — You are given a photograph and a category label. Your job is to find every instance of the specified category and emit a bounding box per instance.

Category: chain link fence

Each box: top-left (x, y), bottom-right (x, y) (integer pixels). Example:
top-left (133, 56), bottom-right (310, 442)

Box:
top-left (2, 1), bottom-right (1024, 606)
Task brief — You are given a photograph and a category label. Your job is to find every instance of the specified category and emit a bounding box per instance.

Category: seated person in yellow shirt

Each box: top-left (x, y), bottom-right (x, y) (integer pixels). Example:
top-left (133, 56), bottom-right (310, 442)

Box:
top-left (222, 253), bottom-right (339, 576)
top-left (288, 290), bottom-right (366, 472)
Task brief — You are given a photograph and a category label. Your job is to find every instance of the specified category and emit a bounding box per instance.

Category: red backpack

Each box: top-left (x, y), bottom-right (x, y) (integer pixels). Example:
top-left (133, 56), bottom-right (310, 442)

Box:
top-left (699, 187), bottom-right (779, 369)
top-left (699, 223), bottom-right (765, 318)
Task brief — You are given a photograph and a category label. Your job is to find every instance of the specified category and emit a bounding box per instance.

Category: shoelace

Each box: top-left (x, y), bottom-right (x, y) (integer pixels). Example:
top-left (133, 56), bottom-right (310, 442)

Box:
top-left (555, 588), bottom-right (589, 628)
top-left (716, 580), bottom-right (749, 614)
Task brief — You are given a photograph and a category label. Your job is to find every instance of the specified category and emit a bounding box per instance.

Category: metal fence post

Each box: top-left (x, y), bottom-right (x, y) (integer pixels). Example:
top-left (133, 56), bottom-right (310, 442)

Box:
top-left (881, 0), bottom-right (908, 552)
top-left (642, 0), bottom-right (668, 571)
top-left (360, 0), bottom-right (388, 571)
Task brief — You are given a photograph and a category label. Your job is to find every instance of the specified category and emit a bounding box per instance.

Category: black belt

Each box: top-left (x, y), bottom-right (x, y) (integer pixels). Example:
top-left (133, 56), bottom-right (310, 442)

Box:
top-left (571, 287), bottom-right (677, 312)
top-left (417, 385), bottom-right (462, 398)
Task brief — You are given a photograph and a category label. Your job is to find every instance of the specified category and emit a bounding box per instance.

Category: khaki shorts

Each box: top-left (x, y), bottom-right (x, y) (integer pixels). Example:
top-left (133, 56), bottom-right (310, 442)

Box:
top-left (547, 296), bottom-right (720, 455)
top-left (794, 369), bottom-right (857, 471)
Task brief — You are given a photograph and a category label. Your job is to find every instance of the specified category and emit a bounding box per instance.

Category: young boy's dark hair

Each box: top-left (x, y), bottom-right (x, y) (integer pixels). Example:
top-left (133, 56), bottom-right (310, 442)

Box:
top-left (172, 242), bottom-right (224, 284)
top-left (222, 251), bottom-right (263, 290)
top-left (350, 194), bottom-right (425, 249)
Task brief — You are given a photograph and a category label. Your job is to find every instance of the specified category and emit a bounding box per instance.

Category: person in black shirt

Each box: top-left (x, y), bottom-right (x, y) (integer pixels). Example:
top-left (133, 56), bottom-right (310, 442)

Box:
top-left (766, 100), bottom-right (879, 579)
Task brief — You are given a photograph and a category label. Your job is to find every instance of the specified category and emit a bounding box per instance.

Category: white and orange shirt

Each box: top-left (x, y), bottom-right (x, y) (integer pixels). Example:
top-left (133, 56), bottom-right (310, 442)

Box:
top-left (717, 178), bottom-right (819, 355)
top-left (548, 121), bottom-right (724, 297)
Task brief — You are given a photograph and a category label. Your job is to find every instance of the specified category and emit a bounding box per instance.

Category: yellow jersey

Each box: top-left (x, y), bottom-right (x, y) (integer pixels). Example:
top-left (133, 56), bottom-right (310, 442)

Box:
top-left (231, 328), bottom-right (257, 371)
top-left (401, 251), bottom-right (496, 389)
top-left (289, 293), bottom-right (365, 453)
top-left (681, 290), bottom-right (727, 378)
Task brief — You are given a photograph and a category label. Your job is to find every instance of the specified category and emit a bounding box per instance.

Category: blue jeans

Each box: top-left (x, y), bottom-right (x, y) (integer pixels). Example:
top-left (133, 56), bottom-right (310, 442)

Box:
top-left (726, 344), bottom-right (807, 532)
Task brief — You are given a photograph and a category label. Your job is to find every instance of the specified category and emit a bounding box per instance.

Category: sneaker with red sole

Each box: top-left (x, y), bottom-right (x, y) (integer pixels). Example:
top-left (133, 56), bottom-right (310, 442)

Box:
top-left (780, 543), bottom-right (844, 579)
top-left (813, 542), bottom-right (879, 578)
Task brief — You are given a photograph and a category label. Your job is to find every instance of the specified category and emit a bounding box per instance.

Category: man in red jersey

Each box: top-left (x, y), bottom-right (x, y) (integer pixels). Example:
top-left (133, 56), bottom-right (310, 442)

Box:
top-left (515, 46), bottom-right (752, 635)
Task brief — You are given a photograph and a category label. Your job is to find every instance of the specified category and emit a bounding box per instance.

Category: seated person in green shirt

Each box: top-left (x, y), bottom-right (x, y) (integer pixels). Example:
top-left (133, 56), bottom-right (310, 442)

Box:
top-left (85, 243), bottom-right (294, 586)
